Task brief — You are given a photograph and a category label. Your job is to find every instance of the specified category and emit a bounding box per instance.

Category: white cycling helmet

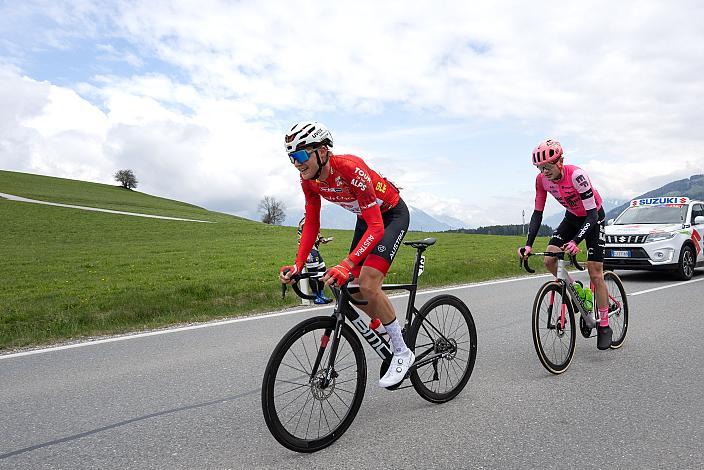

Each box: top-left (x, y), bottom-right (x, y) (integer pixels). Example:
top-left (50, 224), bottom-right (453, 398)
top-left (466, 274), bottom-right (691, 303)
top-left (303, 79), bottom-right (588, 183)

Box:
top-left (285, 121), bottom-right (333, 154)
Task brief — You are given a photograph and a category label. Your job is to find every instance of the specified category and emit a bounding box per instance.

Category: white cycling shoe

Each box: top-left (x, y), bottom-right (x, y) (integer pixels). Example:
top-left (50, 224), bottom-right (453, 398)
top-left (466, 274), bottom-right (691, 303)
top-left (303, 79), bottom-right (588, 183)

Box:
top-left (379, 350), bottom-right (414, 388)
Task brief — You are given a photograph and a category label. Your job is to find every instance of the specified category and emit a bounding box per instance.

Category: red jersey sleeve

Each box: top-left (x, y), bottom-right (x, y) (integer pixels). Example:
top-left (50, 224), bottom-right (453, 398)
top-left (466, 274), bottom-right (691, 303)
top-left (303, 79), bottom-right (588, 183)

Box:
top-left (295, 180), bottom-right (321, 269)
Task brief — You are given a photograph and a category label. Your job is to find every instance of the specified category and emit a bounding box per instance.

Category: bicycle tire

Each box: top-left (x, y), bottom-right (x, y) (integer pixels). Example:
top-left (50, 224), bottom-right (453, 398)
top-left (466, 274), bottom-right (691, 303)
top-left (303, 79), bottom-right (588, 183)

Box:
top-left (407, 294), bottom-right (477, 403)
top-left (261, 316), bottom-right (367, 453)
top-left (601, 271), bottom-right (629, 349)
top-left (532, 281), bottom-right (576, 374)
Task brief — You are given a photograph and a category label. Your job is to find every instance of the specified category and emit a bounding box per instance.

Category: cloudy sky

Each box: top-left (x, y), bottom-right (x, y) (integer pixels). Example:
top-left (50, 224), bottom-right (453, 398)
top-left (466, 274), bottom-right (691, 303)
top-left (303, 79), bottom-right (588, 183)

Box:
top-left (2, 1), bottom-right (703, 226)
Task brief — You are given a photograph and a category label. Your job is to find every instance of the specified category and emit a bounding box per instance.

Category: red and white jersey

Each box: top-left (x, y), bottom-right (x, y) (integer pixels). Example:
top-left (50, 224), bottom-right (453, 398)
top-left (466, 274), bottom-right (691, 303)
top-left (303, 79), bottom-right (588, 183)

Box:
top-left (301, 154), bottom-right (400, 215)
top-left (295, 154), bottom-right (400, 268)
top-left (534, 164), bottom-right (602, 217)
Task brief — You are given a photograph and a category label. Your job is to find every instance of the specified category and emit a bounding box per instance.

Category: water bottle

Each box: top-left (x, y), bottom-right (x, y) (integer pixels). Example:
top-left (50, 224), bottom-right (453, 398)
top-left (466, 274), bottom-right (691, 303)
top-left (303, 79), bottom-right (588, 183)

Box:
top-left (369, 318), bottom-right (387, 337)
top-left (573, 282), bottom-right (584, 299)
top-left (583, 288), bottom-right (593, 313)
top-left (573, 282), bottom-right (594, 313)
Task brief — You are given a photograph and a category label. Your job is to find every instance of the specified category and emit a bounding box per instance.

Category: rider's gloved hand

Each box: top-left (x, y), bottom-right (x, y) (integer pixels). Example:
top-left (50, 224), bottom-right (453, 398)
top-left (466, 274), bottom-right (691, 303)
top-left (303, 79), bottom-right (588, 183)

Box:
top-left (563, 240), bottom-right (580, 255)
top-left (518, 245), bottom-right (532, 260)
top-left (323, 260), bottom-right (353, 287)
top-left (279, 264), bottom-right (303, 285)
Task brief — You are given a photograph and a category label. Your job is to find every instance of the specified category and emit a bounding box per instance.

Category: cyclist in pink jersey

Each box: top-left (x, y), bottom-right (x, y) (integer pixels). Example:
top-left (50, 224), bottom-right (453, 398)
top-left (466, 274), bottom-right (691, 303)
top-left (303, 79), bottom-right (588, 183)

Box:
top-left (279, 121), bottom-right (413, 387)
top-left (518, 139), bottom-right (613, 349)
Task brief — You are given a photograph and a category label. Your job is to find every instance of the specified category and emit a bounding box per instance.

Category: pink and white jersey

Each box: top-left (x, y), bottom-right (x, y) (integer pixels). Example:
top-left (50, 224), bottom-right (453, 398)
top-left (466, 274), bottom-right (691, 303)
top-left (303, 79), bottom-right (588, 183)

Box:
top-left (534, 164), bottom-right (602, 217)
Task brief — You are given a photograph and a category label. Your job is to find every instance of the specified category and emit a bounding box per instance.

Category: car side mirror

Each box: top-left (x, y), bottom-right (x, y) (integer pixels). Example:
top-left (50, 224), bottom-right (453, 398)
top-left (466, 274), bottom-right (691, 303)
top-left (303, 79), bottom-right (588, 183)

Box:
top-left (607, 218), bottom-right (615, 226)
top-left (695, 216), bottom-right (704, 225)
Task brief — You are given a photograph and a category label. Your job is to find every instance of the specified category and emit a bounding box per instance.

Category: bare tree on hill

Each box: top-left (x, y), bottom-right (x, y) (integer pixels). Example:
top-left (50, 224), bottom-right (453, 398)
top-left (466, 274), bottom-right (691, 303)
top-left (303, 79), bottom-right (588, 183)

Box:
top-left (114, 169), bottom-right (138, 190)
top-left (259, 196), bottom-right (286, 225)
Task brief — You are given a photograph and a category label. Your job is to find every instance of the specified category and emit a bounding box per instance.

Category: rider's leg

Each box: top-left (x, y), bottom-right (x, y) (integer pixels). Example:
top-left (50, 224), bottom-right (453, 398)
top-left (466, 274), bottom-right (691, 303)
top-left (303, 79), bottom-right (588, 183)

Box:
top-left (356, 265), bottom-right (408, 354)
top-left (545, 218), bottom-right (575, 276)
top-left (353, 256), bottom-right (413, 387)
top-left (587, 217), bottom-right (612, 349)
top-left (588, 261), bottom-right (608, 322)
top-left (544, 244), bottom-right (562, 276)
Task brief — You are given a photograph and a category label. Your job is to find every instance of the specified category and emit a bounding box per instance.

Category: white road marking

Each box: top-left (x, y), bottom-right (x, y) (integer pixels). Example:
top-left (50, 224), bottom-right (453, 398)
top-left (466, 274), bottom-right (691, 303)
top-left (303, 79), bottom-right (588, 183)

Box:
top-left (3, 272), bottom-right (700, 360)
top-left (628, 276), bottom-right (704, 296)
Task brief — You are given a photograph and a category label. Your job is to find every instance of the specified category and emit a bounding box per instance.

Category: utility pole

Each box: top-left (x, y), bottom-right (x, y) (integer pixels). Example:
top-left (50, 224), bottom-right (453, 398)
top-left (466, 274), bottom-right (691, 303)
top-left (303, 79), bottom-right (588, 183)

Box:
top-left (522, 210), bottom-right (525, 236)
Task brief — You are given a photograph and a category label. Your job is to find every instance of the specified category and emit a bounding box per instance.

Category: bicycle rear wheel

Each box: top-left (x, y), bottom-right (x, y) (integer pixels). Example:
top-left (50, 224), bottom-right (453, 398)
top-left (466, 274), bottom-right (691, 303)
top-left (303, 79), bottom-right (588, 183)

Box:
top-left (532, 282), bottom-right (576, 374)
top-left (407, 294), bottom-right (477, 403)
top-left (601, 271), bottom-right (629, 349)
top-left (261, 316), bottom-right (366, 453)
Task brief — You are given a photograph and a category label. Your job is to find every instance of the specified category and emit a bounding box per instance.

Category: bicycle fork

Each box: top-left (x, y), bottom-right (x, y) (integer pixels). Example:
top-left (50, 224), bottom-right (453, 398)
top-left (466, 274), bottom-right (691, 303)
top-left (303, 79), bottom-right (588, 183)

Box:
top-left (309, 319), bottom-right (342, 389)
top-left (546, 284), bottom-right (568, 333)
top-left (309, 304), bottom-right (396, 389)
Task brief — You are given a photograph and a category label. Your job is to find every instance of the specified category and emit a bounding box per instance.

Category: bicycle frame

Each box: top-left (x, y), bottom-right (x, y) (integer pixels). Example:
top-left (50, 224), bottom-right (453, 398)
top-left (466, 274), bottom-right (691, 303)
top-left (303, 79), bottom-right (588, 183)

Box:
top-left (294, 242), bottom-right (457, 385)
top-left (532, 252), bottom-right (623, 330)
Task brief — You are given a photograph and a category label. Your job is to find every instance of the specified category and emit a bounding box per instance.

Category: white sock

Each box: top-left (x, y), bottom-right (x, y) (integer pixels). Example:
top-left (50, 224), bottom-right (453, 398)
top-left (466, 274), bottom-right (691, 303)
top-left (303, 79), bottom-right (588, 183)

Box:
top-left (383, 319), bottom-right (409, 355)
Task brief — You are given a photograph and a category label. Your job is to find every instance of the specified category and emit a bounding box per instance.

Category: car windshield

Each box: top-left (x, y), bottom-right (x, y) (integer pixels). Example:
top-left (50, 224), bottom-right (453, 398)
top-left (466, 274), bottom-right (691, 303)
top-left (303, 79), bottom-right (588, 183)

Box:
top-left (615, 205), bottom-right (687, 224)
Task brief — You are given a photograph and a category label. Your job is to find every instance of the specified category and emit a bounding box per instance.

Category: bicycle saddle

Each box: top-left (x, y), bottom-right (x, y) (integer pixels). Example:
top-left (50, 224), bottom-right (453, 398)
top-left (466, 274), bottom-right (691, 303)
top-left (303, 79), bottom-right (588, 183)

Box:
top-left (403, 238), bottom-right (436, 248)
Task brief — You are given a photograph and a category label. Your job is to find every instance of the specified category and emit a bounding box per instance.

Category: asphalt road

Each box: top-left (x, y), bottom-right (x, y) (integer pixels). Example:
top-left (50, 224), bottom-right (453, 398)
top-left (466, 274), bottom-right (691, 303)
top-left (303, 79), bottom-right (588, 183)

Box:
top-left (2, 269), bottom-right (703, 469)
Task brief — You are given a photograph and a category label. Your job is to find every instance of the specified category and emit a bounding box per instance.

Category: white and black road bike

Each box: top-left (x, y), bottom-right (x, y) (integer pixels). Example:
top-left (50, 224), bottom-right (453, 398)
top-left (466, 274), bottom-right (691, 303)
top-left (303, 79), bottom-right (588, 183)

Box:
top-left (262, 238), bottom-right (477, 452)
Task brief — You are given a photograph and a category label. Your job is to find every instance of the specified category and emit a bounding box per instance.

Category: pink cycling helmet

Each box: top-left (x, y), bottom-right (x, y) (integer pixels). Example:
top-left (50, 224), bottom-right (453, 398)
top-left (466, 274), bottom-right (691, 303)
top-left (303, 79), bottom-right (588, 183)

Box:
top-left (532, 139), bottom-right (563, 166)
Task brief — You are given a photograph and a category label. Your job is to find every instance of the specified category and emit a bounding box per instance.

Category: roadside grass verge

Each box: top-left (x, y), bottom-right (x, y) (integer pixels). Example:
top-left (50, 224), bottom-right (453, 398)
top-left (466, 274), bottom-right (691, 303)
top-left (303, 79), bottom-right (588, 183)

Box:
top-left (1, 170), bottom-right (552, 350)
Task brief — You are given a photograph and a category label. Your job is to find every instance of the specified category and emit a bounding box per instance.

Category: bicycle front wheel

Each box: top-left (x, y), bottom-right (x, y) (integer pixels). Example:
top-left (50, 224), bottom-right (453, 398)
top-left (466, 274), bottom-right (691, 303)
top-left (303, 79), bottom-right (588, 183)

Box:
top-left (407, 294), bottom-right (477, 403)
top-left (532, 282), bottom-right (576, 374)
top-left (261, 316), bottom-right (367, 453)
top-left (601, 271), bottom-right (629, 349)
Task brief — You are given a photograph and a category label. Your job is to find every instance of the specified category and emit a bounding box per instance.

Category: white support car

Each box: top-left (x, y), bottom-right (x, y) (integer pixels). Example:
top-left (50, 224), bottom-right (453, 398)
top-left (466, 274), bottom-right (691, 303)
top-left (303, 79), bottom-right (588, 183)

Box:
top-left (604, 196), bottom-right (704, 280)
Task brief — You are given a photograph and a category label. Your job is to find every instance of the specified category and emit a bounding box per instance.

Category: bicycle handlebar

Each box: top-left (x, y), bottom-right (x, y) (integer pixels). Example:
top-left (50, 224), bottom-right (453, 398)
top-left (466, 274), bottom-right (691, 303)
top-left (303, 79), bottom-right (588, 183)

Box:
top-left (281, 271), bottom-right (318, 301)
top-left (281, 270), bottom-right (368, 306)
top-left (518, 248), bottom-right (584, 273)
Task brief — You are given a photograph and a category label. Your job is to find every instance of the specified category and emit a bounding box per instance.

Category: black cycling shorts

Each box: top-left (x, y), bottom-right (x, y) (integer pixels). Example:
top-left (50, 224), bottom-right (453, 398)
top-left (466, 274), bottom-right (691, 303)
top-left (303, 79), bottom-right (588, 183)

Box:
top-left (548, 207), bottom-right (606, 262)
top-left (349, 198), bottom-right (409, 276)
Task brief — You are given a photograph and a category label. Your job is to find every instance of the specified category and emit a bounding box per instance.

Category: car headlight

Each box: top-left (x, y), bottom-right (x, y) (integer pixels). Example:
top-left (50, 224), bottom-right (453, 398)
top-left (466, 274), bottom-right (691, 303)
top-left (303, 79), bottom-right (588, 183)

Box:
top-left (646, 232), bottom-right (676, 243)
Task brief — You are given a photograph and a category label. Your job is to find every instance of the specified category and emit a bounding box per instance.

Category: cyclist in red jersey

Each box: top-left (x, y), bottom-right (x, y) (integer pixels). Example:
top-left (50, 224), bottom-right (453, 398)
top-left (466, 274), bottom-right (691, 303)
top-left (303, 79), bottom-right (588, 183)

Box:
top-left (279, 121), bottom-right (413, 387)
top-left (518, 139), bottom-right (613, 349)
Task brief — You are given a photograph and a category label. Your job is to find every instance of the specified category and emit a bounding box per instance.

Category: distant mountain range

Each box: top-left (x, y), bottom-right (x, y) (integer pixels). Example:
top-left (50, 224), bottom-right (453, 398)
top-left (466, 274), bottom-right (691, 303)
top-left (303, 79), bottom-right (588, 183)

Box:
top-left (283, 202), bottom-right (462, 232)
top-left (279, 174), bottom-right (704, 232)
top-left (605, 174), bottom-right (704, 221)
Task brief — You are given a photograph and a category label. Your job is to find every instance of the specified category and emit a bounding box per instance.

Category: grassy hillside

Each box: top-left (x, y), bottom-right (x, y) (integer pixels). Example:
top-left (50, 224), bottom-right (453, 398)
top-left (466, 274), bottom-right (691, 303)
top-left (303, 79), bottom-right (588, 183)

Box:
top-left (0, 170), bottom-right (213, 219)
top-left (1, 170), bottom-right (550, 350)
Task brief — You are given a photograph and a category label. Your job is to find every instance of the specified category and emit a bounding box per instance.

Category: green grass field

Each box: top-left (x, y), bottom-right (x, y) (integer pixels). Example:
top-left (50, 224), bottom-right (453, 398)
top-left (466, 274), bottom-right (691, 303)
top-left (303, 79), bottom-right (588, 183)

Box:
top-left (1, 169), bottom-right (549, 350)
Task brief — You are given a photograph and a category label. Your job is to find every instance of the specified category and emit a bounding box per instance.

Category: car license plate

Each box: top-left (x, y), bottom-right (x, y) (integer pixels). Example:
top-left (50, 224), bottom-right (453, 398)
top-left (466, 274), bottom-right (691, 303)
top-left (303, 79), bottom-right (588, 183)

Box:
top-left (611, 250), bottom-right (630, 258)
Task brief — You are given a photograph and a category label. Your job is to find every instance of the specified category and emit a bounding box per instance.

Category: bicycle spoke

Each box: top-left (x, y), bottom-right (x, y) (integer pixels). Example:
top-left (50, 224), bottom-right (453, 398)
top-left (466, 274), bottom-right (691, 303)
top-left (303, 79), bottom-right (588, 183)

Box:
top-left (290, 391), bottom-right (314, 432)
top-left (334, 361), bottom-right (358, 374)
top-left (325, 396), bottom-right (343, 422)
top-left (334, 377), bottom-right (358, 386)
top-left (300, 335), bottom-right (314, 374)
top-left (273, 382), bottom-right (309, 398)
top-left (279, 386), bottom-right (313, 414)
top-left (331, 390), bottom-right (351, 409)
top-left (279, 361), bottom-right (310, 376)
top-left (289, 348), bottom-right (313, 376)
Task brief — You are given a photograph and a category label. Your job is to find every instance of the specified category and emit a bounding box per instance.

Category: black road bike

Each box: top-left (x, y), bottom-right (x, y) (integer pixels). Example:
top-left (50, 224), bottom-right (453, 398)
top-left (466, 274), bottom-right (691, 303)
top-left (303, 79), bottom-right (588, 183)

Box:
top-left (262, 238), bottom-right (477, 452)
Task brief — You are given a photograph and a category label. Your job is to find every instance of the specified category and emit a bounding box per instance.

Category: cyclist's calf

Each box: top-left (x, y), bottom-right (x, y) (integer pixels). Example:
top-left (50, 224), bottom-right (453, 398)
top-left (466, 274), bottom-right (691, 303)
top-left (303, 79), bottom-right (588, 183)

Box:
top-left (587, 261), bottom-right (608, 308)
top-left (544, 245), bottom-right (561, 276)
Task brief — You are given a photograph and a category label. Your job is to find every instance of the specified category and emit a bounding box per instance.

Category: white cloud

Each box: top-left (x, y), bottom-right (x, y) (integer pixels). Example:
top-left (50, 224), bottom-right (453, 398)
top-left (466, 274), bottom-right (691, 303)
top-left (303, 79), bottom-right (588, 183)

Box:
top-left (1, 0), bottom-right (703, 226)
